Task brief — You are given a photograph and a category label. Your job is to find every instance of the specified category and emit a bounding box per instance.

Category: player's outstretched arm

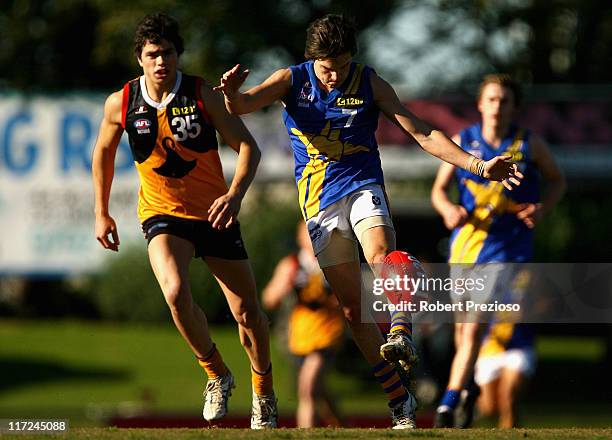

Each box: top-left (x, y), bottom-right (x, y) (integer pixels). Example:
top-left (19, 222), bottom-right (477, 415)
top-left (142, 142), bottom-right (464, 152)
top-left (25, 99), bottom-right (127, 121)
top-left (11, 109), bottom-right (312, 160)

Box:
top-left (92, 91), bottom-right (124, 251)
top-left (372, 73), bottom-right (523, 190)
top-left (202, 83), bottom-right (261, 229)
top-left (214, 65), bottom-right (292, 114)
top-left (515, 135), bottom-right (566, 228)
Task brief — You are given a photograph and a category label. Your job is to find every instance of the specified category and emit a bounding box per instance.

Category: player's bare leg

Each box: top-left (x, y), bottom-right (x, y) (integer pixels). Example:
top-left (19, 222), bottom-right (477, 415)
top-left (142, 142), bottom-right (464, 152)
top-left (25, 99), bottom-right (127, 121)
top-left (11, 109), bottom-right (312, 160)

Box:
top-left (148, 235), bottom-right (233, 422)
top-left (448, 323), bottom-right (485, 390)
top-left (435, 321), bottom-right (485, 427)
top-left (206, 257), bottom-right (277, 428)
top-left (207, 257), bottom-right (271, 371)
top-left (476, 378), bottom-right (500, 421)
top-left (497, 368), bottom-right (528, 428)
top-left (360, 225), bottom-right (418, 373)
top-left (323, 260), bottom-right (387, 364)
top-left (296, 351), bottom-right (325, 427)
top-left (148, 234), bottom-right (214, 356)
top-left (323, 259), bottom-right (417, 428)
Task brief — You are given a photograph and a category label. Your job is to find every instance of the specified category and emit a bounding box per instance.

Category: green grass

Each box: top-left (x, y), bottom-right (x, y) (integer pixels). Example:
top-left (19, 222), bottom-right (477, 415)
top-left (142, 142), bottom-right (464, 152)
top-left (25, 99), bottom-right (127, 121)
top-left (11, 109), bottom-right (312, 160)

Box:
top-left (536, 337), bottom-right (606, 360)
top-left (1, 428), bottom-right (612, 440)
top-left (0, 321), bottom-right (284, 420)
top-left (0, 321), bottom-right (610, 428)
top-left (0, 321), bottom-right (384, 424)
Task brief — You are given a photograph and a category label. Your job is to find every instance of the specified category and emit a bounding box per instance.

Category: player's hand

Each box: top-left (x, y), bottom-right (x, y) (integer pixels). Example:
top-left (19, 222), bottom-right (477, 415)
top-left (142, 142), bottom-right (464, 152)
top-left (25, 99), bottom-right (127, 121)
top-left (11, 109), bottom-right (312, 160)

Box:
top-left (515, 203), bottom-right (543, 229)
top-left (442, 205), bottom-right (468, 230)
top-left (95, 214), bottom-right (120, 251)
top-left (483, 155), bottom-right (523, 190)
top-left (213, 64), bottom-right (250, 99)
top-left (208, 191), bottom-right (242, 229)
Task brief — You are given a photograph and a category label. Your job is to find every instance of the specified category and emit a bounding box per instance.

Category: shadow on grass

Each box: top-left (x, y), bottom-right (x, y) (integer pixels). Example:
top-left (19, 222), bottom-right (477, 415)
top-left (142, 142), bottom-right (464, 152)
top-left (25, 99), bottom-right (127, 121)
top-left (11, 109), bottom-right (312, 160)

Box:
top-left (0, 356), bottom-right (129, 393)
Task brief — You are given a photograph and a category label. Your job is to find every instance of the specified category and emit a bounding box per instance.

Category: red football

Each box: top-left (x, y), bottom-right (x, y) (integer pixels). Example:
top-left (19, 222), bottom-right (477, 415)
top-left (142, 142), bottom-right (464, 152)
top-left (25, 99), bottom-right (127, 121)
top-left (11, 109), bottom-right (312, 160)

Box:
top-left (380, 250), bottom-right (425, 304)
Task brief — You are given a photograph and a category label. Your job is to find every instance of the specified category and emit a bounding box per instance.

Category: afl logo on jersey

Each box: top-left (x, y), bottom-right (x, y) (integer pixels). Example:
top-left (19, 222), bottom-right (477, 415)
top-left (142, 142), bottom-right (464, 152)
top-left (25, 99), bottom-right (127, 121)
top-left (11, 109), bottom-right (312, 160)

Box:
top-left (298, 81), bottom-right (314, 107)
top-left (134, 118), bottom-right (151, 134)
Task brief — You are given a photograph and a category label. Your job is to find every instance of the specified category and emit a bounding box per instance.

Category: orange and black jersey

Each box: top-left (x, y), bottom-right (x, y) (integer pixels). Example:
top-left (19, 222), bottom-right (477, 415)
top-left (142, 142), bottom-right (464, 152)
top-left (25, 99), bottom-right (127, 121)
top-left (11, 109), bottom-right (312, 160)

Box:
top-left (121, 71), bottom-right (228, 222)
top-left (287, 252), bottom-right (344, 356)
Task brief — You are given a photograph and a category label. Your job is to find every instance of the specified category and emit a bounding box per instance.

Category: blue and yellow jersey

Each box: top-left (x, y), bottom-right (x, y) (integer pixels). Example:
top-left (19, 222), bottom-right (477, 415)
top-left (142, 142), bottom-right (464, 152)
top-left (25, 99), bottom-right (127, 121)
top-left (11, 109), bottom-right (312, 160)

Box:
top-left (480, 322), bottom-right (535, 357)
top-left (449, 123), bottom-right (540, 263)
top-left (283, 61), bottom-right (384, 220)
top-left (480, 269), bottom-right (535, 357)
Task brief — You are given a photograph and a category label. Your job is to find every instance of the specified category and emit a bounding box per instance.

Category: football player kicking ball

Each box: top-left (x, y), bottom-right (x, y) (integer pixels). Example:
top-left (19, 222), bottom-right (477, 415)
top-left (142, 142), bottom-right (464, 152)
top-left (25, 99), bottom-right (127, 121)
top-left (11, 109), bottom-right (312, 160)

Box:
top-left (92, 13), bottom-right (277, 429)
top-left (215, 15), bottom-right (521, 429)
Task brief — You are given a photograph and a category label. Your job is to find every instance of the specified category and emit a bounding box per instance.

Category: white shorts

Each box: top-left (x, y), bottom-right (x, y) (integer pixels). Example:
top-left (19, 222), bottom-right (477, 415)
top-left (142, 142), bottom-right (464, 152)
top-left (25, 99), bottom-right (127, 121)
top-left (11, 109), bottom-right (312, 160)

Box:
top-left (474, 348), bottom-right (537, 385)
top-left (306, 184), bottom-right (393, 268)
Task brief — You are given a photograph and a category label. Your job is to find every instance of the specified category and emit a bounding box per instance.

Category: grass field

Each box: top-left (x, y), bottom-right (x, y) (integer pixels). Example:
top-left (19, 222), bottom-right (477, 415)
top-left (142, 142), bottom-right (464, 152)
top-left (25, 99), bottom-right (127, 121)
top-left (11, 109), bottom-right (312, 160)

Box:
top-left (0, 321), bottom-right (610, 429)
top-left (0, 320), bottom-right (381, 422)
top-left (1, 428), bottom-right (612, 440)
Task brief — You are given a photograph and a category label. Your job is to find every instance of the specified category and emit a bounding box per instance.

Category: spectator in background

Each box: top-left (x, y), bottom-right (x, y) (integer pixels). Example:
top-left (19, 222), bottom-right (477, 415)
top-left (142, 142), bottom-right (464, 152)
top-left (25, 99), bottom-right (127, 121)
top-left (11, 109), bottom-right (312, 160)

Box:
top-left (263, 221), bottom-right (345, 427)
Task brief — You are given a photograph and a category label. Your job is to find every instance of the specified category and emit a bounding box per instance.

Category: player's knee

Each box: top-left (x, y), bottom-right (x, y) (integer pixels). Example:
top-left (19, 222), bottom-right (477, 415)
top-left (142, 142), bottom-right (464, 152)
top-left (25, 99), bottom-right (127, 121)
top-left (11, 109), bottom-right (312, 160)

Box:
top-left (234, 302), bottom-right (266, 329)
top-left (366, 248), bottom-right (389, 266)
top-left (160, 280), bottom-right (191, 313)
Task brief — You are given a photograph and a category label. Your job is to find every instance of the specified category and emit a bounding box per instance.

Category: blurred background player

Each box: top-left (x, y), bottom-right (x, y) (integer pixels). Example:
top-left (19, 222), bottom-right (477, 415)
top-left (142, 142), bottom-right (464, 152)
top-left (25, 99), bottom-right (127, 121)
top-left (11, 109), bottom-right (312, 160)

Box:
top-left (215, 14), bottom-right (521, 429)
top-left (91, 13), bottom-right (277, 429)
top-left (474, 269), bottom-right (536, 428)
top-left (431, 73), bottom-right (565, 427)
top-left (262, 221), bottom-right (345, 427)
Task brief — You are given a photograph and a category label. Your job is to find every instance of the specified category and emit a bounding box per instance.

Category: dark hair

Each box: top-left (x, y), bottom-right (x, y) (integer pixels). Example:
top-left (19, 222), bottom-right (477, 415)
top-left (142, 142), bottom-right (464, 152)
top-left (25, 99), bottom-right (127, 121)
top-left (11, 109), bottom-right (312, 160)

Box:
top-left (133, 13), bottom-right (184, 59)
top-left (477, 74), bottom-right (522, 106)
top-left (304, 14), bottom-right (358, 60)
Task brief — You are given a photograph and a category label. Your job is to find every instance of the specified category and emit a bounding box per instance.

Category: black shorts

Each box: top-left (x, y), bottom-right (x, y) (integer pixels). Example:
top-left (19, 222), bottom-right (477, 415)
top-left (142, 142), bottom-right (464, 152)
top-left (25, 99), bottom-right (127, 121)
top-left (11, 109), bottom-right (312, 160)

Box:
top-left (141, 215), bottom-right (249, 260)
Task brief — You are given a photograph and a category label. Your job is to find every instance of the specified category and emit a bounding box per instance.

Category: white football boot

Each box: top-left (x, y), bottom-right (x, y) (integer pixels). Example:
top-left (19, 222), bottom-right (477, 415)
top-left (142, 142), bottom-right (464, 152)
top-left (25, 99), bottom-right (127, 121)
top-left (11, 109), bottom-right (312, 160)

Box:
top-left (391, 392), bottom-right (418, 429)
top-left (202, 370), bottom-right (235, 421)
top-left (250, 391), bottom-right (278, 429)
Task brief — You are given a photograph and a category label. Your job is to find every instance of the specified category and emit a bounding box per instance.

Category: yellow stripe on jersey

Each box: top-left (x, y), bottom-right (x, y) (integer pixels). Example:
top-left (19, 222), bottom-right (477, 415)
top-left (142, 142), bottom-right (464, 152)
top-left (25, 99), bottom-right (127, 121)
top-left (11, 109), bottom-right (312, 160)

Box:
top-left (505, 129), bottom-right (525, 159)
top-left (450, 130), bottom-right (525, 263)
top-left (292, 127), bottom-right (329, 219)
top-left (449, 184), bottom-right (501, 264)
top-left (344, 64), bottom-right (363, 95)
top-left (346, 64), bottom-right (365, 95)
top-left (292, 124), bottom-right (369, 219)
top-left (480, 322), bottom-right (515, 357)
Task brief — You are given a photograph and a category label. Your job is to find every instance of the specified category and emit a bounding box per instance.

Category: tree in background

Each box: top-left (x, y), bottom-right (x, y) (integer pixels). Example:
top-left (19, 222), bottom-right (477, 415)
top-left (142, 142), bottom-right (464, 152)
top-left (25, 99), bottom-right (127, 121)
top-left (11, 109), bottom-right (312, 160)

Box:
top-left (2, 1), bottom-right (609, 93)
top-left (363, 0), bottom-right (611, 95)
top-left (0, 0), bottom-right (394, 91)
